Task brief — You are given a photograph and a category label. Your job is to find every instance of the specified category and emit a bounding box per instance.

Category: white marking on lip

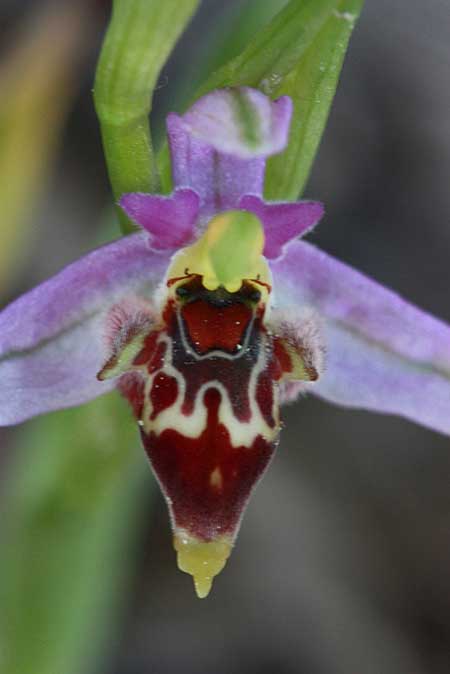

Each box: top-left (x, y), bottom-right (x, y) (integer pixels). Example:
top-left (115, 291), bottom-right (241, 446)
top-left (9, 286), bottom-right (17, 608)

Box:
top-left (140, 313), bottom-right (280, 447)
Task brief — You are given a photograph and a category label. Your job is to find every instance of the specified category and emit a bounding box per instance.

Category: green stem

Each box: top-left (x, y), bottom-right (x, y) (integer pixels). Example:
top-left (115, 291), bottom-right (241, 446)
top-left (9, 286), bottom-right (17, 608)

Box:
top-left (94, 0), bottom-right (199, 232)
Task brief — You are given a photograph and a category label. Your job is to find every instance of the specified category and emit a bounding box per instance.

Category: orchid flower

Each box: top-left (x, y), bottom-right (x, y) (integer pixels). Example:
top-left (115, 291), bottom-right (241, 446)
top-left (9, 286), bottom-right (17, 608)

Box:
top-left (1, 87), bottom-right (449, 598)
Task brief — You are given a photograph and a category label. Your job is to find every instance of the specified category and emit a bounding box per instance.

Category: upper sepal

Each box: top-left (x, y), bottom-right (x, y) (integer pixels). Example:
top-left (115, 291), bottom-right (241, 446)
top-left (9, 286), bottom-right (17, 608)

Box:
top-left (172, 88), bottom-right (292, 159)
top-left (167, 88), bottom-right (292, 218)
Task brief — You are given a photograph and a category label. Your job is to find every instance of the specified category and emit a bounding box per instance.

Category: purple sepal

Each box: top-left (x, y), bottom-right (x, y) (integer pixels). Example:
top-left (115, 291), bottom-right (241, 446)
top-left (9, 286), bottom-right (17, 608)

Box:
top-left (270, 241), bottom-right (450, 435)
top-left (167, 112), bottom-right (264, 219)
top-left (239, 194), bottom-right (324, 260)
top-left (119, 188), bottom-right (200, 251)
top-left (179, 89), bottom-right (292, 158)
top-left (167, 88), bottom-right (292, 219)
top-left (317, 321), bottom-right (450, 436)
top-left (0, 314), bottom-right (116, 425)
top-left (0, 233), bottom-right (170, 425)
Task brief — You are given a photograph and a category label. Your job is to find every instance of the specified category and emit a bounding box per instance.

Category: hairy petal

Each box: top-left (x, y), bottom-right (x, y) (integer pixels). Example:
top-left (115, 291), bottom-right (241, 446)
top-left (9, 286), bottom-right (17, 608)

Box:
top-left (271, 241), bottom-right (450, 435)
top-left (269, 306), bottom-right (325, 405)
top-left (0, 233), bottom-right (170, 425)
top-left (119, 188), bottom-right (200, 250)
top-left (239, 194), bottom-right (323, 260)
top-left (270, 307), bottom-right (326, 382)
top-left (98, 297), bottom-right (156, 381)
top-left (167, 88), bottom-right (292, 219)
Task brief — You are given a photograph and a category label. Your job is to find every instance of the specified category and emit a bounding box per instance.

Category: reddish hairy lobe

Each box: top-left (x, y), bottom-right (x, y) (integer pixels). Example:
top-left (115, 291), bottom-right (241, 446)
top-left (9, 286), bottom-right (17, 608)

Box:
top-left (117, 373), bottom-right (145, 419)
top-left (162, 298), bottom-right (176, 325)
top-left (273, 337), bottom-right (292, 377)
top-left (105, 298), bottom-right (154, 353)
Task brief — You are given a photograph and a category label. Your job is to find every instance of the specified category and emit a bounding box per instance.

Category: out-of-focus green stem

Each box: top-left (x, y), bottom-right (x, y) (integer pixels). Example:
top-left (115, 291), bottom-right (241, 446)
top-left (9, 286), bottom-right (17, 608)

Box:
top-left (0, 393), bottom-right (153, 674)
top-left (94, 0), bottom-right (199, 232)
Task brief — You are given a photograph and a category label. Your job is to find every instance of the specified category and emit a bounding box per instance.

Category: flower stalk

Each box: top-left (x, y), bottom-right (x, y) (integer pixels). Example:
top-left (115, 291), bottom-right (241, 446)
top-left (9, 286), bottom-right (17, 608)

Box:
top-left (93, 0), bottom-right (199, 231)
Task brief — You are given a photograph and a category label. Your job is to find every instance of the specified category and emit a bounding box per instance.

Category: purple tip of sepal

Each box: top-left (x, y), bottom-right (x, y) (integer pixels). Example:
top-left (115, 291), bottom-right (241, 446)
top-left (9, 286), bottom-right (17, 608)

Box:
top-left (119, 188), bottom-right (200, 251)
top-left (240, 194), bottom-right (324, 259)
top-left (177, 88), bottom-right (292, 159)
top-left (270, 95), bottom-right (293, 155)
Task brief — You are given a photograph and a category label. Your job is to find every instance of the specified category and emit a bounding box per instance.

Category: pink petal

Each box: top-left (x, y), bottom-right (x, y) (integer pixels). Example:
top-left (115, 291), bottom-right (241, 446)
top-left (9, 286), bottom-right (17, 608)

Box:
top-left (0, 233), bottom-right (170, 425)
top-left (119, 188), bottom-right (200, 250)
top-left (270, 241), bottom-right (450, 435)
top-left (239, 194), bottom-right (324, 259)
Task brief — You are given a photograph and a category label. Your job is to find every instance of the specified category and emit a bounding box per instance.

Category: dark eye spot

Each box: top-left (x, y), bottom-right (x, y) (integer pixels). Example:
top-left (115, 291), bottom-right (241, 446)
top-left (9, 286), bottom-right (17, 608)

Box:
top-left (176, 286), bottom-right (190, 299)
top-left (249, 289), bottom-right (261, 303)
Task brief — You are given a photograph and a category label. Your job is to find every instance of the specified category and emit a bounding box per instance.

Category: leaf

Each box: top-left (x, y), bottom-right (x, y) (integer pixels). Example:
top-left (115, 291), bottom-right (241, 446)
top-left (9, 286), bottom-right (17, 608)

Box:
top-left (196, 0), bottom-right (339, 91)
top-left (264, 0), bottom-right (364, 199)
top-left (0, 392), bottom-right (153, 674)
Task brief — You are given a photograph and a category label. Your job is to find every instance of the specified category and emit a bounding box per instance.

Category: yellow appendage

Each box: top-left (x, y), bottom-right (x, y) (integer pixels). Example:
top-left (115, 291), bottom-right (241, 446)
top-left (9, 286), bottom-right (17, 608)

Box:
top-left (174, 533), bottom-right (232, 599)
top-left (166, 209), bottom-right (269, 295)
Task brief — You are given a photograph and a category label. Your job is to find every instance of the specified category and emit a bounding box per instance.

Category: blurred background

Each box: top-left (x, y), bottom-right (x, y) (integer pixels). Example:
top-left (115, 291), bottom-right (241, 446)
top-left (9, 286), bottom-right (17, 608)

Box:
top-left (0, 1), bottom-right (449, 673)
